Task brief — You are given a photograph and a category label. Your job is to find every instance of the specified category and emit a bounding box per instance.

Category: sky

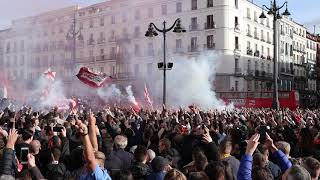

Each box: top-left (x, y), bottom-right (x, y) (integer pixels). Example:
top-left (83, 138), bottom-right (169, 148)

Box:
top-left (0, 0), bottom-right (319, 33)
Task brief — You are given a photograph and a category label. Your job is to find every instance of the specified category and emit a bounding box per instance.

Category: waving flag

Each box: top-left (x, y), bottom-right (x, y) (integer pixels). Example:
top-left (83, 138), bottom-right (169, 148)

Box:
top-left (76, 67), bottom-right (112, 88)
top-left (43, 68), bottom-right (56, 81)
top-left (144, 84), bottom-right (153, 107)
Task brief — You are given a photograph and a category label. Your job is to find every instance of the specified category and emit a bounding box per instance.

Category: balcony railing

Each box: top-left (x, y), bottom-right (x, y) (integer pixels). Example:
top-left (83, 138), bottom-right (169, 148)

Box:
top-left (97, 38), bottom-right (106, 44)
top-left (247, 70), bottom-right (254, 76)
top-left (204, 23), bottom-right (215, 29)
top-left (234, 24), bottom-right (240, 31)
top-left (188, 45), bottom-right (199, 52)
top-left (247, 49), bottom-right (253, 56)
top-left (235, 68), bottom-right (242, 76)
top-left (254, 51), bottom-right (260, 57)
top-left (203, 43), bottom-right (215, 50)
top-left (189, 24), bottom-right (199, 31)
top-left (87, 39), bottom-right (95, 45)
top-left (254, 33), bottom-right (259, 40)
top-left (267, 39), bottom-right (271, 44)
top-left (247, 31), bottom-right (252, 37)
top-left (267, 56), bottom-right (272, 60)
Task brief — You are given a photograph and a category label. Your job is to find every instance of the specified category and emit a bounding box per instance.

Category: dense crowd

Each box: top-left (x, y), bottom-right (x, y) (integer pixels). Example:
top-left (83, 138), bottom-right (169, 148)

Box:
top-left (0, 98), bottom-right (319, 180)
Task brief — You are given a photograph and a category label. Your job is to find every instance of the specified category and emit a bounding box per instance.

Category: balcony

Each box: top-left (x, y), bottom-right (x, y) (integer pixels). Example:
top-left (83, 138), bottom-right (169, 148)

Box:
top-left (281, 31), bottom-right (285, 35)
top-left (203, 43), bottom-right (215, 50)
top-left (234, 68), bottom-right (242, 76)
top-left (204, 23), bottom-right (215, 30)
top-left (189, 24), bottom-right (199, 31)
top-left (267, 39), bottom-right (271, 44)
top-left (254, 51), bottom-right (260, 57)
top-left (261, 55), bottom-right (266, 60)
top-left (108, 36), bottom-right (116, 42)
top-left (95, 55), bottom-right (107, 61)
top-left (254, 33), bottom-right (259, 40)
top-left (267, 56), bottom-right (272, 60)
top-left (188, 45), bottom-right (199, 52)
top-left (261, 37), bottom-right (265, 42)
top-left (97, 38), bottom-right (106, 44)
top-left (247, 49), bottom-right (253, 56)
top-left (234, 24), bottom-right (240, 32)
top-left (247, 31), bottom-right (252, 37)
top-left (87, 39), bottom-right (95, 45)
top-left (247, 70), bottom-right (254, 76)
top-left (247, 14), bottom-right (251, 19)
top-left (255, 70), bottom-right (260, 76)
top-left (234, 44), bottom-right (241, 54)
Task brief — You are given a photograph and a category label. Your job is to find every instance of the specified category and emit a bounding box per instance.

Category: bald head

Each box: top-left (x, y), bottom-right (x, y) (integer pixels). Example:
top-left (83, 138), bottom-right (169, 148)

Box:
top-left (30, 140), bottom-right (41, 155)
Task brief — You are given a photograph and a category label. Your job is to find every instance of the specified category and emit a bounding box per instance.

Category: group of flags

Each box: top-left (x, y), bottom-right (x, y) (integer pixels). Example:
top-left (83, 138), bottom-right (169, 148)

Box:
top-left (43, 67), bottom-right (154, 108)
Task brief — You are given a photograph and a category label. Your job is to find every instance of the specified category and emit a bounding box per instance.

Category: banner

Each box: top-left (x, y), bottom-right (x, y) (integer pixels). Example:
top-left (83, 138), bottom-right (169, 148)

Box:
top-left (76, 67), bottom-right (112, 88)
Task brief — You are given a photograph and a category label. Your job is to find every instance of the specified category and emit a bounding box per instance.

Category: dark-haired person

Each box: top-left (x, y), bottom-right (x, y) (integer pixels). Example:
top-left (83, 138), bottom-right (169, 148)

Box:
top-left (130, 145), bottom-right (152, 180)
top-left (147, 156), bottom-right (172, 180)
top-left (15, 129), bottom-right (33, 164)
top-left (302, 157), bottom-right (320, 180)
top-left (219, 138), bottom-right (239, 179)
top-left (204, 161), bottom-right (234, 180)
top-left (46, 147), bottom-right (66, 180)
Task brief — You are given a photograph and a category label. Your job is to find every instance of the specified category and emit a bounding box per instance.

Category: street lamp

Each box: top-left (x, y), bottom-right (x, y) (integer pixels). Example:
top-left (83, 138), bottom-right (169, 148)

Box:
top-left (66, 9), bottom-right (83, 95)
top-left (145, 18), bottom-right (186, 106)
top-left (259, 0), bottom-right (290, 110)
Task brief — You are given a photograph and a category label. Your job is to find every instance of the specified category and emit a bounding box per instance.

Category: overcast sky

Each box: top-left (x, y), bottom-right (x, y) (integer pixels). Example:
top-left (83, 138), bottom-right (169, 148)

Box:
top-left (0, 0), bottom-right (319, 33)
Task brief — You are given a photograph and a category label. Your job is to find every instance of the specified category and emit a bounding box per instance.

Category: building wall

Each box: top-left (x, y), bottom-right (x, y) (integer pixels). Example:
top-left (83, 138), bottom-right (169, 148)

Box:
top-left (0, 0), bottom-right (317, 99)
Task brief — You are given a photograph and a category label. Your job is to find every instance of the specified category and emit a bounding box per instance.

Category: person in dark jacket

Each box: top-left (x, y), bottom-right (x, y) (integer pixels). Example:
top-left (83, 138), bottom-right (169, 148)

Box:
top-left (46, 147), bottom-right (66, 180)
top-left (104, 142), bottom-right (122, 175)
top-left (147, 156), bottom-right (171, 180)
top-left (159, 138), bottom-right (181, 168)
top-left (130, 145), bottom-right (152, 180)
top-left (114, 135), bottom-right (134, 170)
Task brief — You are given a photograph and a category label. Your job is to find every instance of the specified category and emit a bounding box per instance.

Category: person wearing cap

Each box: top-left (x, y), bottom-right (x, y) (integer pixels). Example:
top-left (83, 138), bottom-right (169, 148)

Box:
top-left (147, 156), bottom-right (172, 180)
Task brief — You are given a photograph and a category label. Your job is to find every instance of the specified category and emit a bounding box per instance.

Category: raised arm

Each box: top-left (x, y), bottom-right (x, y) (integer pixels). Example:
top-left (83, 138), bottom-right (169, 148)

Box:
top-left (76, 120), bottom-right (97, 172)
top-left (88, 110), bottom-right (98, 152)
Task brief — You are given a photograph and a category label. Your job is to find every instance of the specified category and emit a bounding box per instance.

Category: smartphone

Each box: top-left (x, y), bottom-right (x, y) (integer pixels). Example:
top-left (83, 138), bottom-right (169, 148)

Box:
top-left (20, 147), bottom-right (29, 164)
top-left (53, 127), bottom-right (63, 132)
top-left (259, 125), bottom-right (268, 142)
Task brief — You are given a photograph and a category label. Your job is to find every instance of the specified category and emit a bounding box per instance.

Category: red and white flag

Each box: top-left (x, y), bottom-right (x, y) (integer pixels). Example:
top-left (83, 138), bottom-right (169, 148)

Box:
top-left (76, 67), bottom-right (112, 88)
top-left (43, 68), bottom-right (56, 81)
top-left (144, 84), bottom-right (153, 107)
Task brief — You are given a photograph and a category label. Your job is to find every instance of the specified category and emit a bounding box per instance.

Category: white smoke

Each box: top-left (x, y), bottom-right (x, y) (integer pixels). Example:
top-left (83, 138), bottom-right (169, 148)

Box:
top-left (151, 52), bottom-right (233, 110)
top-left (97, 84), bottom-right (122, 103)
top-left (125, 85), bottom-right (138, 105)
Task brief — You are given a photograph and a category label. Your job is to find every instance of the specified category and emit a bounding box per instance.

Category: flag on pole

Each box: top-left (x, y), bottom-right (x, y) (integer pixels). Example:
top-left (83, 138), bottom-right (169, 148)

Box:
top-left (144, 84), bottom-right (153, 107)
top-left (43, 68), bottom-right (56, 81)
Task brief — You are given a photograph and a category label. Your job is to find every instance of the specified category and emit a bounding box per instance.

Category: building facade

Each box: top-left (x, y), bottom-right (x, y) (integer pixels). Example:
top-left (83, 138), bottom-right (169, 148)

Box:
top-left (0, 0), bottom-right (318, 103)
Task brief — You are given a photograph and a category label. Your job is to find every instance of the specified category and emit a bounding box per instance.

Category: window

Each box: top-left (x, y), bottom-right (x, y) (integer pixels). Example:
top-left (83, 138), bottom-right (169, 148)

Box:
top-left (248, 60), bottom-right (251, 71)
top-left (134, 64), bottom-right (139, 75)
top-left (20, 55), bottom-right (24, 66)
top-left (247, 8), bottom-right (251, 19)
top-left (111, 16), bottom-right (115, 24)
top-left (267, 64), bottom-right (270, 73)
top-left (235, 36), bottom-right (239, 49)
top-left (191, 0), bottom-right (197, 10)
top-left (162, 4), bottom-right (167, 15)
top-left (261, 62), bottom-right (265, 71)
top-left (134, 26), bottom-right (140, 37)
top-left (235, 0), bottom-right (238, 8)
top-left (267, 48), bottom-right (270, 56)
top-left (148, 43), bottom-right (154, 56)
top-left (207, 35), bottom-right (214, 49)
top-left (235, 16), bottom-right (239, 28)
top-left (261, 45), bottom-right (264, 55)
top-left (261, 30), bottom-right (264, 40)
top-left (235, 58), bottom-right (239, 69)
top-left (134, 44), bottom-right (140, 56)
top-left (148, 8), bottom-right (153, 17)
top-left (235, 81), bottom-right (239, 91)
top-left (100, 17), bottom-right (104, 26)
top-left (191, 17), bottom-right (197, 30)
top-left (20, 40), bottom-right (24, 51)
top-left (89, 19), bottom-right (94, 28)
top-left (122, 14), bottom-right (127, 22)
top-left (207, 0), bottom-right (213, 7)
top-left (79, 22), bottom-right (83, 29)
top-left (285, 43), bottom-right (288, 55)
top-left (147, 63), bottom-right (152, 74)
top-left (191, 37), bottom-right (197, 50)
top-left (247, 41), bottom-right (251, 49)
top-left (100, 49), bottom-right (104, 55)
top-left (254, 61), bottom-right (258, 71)
top-left (176, 39), bottom-right (182, 50)
top-left (111, 47), bottom-right (116, 58)
top-left (206, 15), bottom-right (214, 29)
top-left (176, 2), bottom-right (182, 13)
top-left (135, 10), bottom-right (140, 20)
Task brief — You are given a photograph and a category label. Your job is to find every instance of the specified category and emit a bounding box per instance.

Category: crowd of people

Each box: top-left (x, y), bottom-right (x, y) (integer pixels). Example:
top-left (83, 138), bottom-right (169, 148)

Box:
top-left (0, 98), bottom-right (319, 180)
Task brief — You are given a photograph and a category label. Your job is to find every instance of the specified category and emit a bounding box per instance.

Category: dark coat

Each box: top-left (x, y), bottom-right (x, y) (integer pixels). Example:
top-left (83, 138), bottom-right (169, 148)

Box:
top-left (114, 149), bottom-right (134, 170)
